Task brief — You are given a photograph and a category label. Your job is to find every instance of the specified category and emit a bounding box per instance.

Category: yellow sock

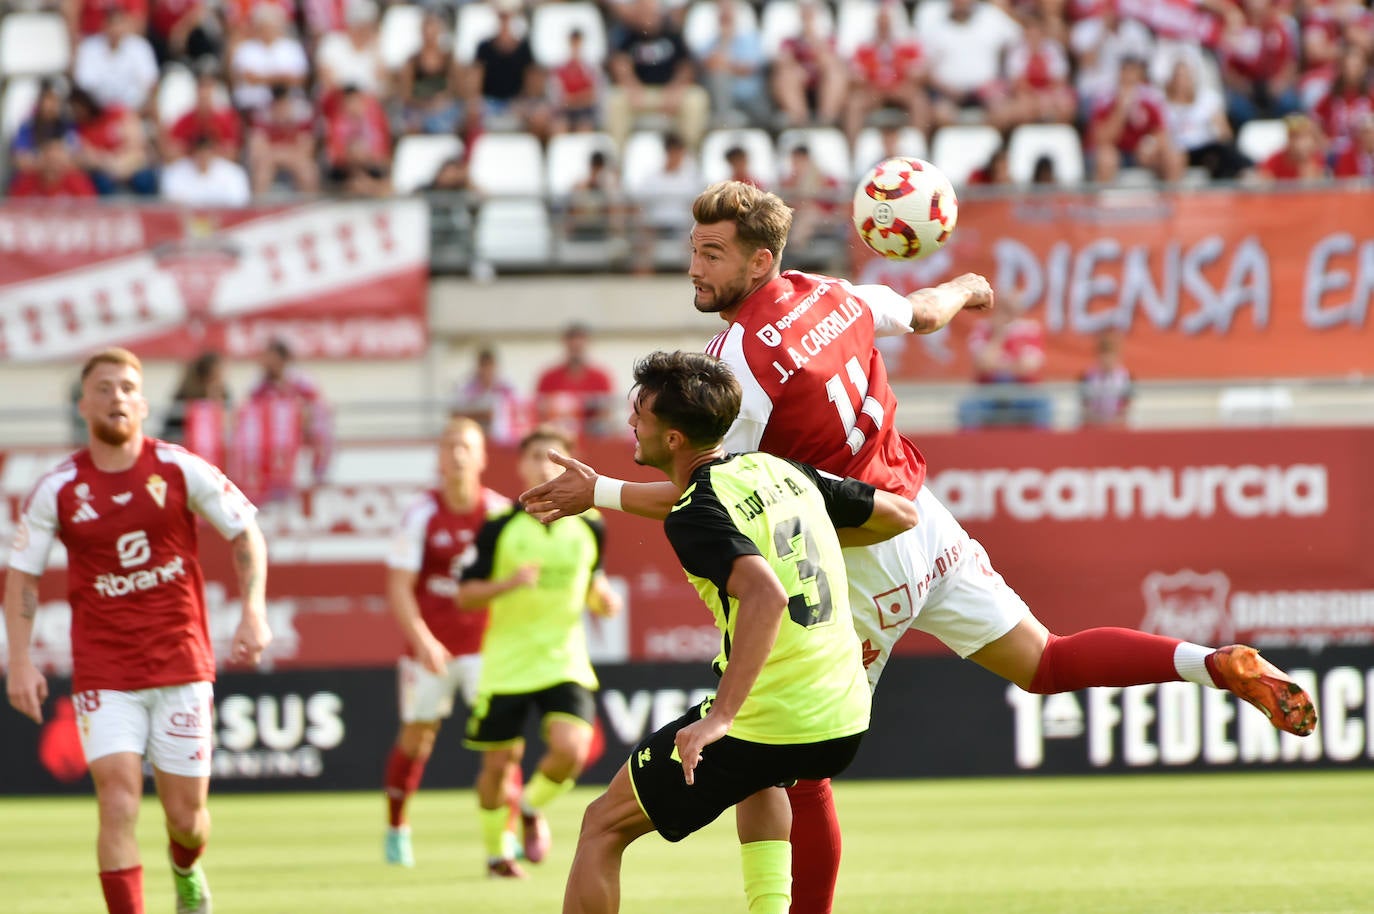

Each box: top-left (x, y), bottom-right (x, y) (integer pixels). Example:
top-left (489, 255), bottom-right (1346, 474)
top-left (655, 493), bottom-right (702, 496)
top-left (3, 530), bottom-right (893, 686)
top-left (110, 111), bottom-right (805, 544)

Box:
top-left (479, 806), bottom-right (509, 860)
top-left (522, 771), bottom-right (574, 814)
top-left (740, 840), bottom-right (791, 914)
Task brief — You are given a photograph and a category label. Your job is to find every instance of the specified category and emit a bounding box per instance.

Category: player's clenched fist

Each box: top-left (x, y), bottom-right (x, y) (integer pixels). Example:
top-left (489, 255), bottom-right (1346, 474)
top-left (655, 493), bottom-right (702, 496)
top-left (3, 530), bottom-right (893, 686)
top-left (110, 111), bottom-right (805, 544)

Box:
top-left (230, 612), bottom-right (272, 667)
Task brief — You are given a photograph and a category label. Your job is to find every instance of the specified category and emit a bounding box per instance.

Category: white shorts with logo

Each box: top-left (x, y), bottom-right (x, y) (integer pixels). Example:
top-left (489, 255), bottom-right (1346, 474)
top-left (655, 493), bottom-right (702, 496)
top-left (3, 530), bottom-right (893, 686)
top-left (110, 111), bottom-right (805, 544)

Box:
top-left (843, 486), bottom-right (1031, 690)
top-left (72, 681), bottom-right (214, 778)
top-left (397, 653), bottom-right (482, 724)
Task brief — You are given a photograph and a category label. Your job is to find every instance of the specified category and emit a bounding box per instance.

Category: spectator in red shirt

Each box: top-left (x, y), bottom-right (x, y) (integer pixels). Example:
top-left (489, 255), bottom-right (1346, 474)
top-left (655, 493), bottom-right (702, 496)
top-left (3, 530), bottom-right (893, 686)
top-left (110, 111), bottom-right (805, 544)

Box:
top-left (534, 323), bottom-right (617, 438)
top-left (1257, 112), bottom-right (1329, 181)
top-left (550, 28), bottom-right (603, 133)
top-left (1079, 330), bottom-right (1133, 427)
top-left (66, 0), bottom-right (148, 39)
top-left (1332, 111), bottom-right (1374, 177)
top-left (724, 145), bottom-right (764, 189)
top-left (993, 11), bottom-right (1076, 130)
top-left (1312, 44), bottom-right (1374, 153)
top-left (1089, 56), bottom-right (1186, 183)
top-left (1220, 0), bottom-right (1302, 125)
top-left (68, 88), bottom-right (158, 195)
top-left (232, 337), bottom-right (334, 503)
top-left (148, 0), bottom-right (221, 65)
top-left (843, 3), bottom-right (930, 140)
top-left (780, 144), bottom-right (841, 259)
top-left (166, 68), bottom-right (243, 161)
top-left (967, 144), bottom-right (1013, 185)
top-left (958, 298), bottom-right (1053, 429)
top-left (771, 0), bottom-right (848, 128)
top-left (325, 85), bottom-right (391, 197)
top-left (9, 134), bottom-right (99, 198)
top-left (248, 84), bottom-right (320, 194)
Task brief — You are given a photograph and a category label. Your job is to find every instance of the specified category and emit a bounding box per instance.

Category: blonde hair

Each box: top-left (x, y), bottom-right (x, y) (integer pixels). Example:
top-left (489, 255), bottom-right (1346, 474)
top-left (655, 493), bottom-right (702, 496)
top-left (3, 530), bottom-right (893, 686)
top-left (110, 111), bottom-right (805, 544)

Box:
top-left (692, 181), bottom-right (792, 260)
top-left (80, 348), bottom-right (142, 381)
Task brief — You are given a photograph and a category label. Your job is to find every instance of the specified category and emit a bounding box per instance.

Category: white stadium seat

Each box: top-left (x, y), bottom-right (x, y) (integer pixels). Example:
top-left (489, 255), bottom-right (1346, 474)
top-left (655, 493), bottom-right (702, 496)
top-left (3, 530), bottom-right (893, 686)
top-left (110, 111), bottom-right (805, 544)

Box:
top-left (853, 126), bottom-right (928, 177)
top-left (835, 0), bottom-right (912, 58)
top-left (700, 127), bottom-right (778, 187)
top-left (682, 1), bottom-right (760, 58)
top-left (2, 76), bottom-right (40, 142)
top-left (1237, 119), bottom-right (1289, 165)
top-left (0, 13), bottom-right (72, 78)
top-left (392, 134), bottom-right (465, 195)
top-left (622, 130), bottom-right (669, 198)
top-left (546, 131), bottom-right (618, 199)
top-left (531, 1), bottom-right (608, 68)
top-left (930, 124), bottom-right (1003, 187)
top-left (454, 3), bottom-right (527, 65)
top-left (759, 0), bottom-right (834, 58)
top-left (475, 198), bottom-right (553, 267)
top-left (156, 66), bottom-right (197, 127)
top-left (1006, 123), bottom-right (1085, 186)
top-left (379, 3), bottom-right (425, 71)
top-left (776, 127), bottom-right (851, 182)
top-left (468, 131), bottom-right (545, 196)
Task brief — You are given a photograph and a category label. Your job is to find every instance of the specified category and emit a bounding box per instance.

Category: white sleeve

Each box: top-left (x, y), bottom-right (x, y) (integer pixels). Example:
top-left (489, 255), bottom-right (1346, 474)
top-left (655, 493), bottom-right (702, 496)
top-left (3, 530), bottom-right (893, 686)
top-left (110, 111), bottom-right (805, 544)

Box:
top-left (7, 471), bottom-right (69, 577)
top-left (163, 447), bottom-right (256, 540)
top-left (711, 324), bottom-right (772, 452)
top-left (848, 282), bottom-right (914, 338)
top-left (386, 496), bottom-right (435, 572)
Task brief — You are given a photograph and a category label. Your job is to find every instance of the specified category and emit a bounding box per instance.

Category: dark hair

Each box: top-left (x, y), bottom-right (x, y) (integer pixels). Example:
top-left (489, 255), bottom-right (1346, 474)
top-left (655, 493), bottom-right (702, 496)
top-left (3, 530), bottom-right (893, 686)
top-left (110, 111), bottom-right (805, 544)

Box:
top-left (267, 337), bottom-right (292, 360)
top-left (724, 146), bottom-right (747, 161)
top-left (519, 424), bottom-right (575, 455)
top-left (631, 351), bottom-right (740, 447)
top-left (174, 351), bottom-right (223, 400)
top-left (664, 131), bottom-right (685, 152)
top-left (590, 150), bottom-right (608, 169)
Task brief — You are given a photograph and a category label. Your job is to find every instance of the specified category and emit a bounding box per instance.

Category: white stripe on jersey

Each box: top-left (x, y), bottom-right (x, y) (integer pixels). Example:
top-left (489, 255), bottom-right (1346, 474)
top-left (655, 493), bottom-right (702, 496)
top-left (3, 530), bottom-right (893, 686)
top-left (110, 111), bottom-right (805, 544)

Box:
top-left (8, 462), bottom-right (76, 576)
top-left (388, 493), bottom-right (439, 572)
top-left (154, 443), bottom-right (256, 541)
top-left (709, 323), bottom-right (774, 455)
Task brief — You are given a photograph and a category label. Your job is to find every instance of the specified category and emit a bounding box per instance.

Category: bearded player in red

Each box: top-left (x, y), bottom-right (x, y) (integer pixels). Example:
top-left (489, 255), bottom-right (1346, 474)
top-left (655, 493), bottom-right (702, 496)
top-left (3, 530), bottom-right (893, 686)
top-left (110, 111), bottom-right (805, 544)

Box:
top-left (521, 182), bottom-right (1318, 914)
top-left (5, 347), bottom-right (271, 914)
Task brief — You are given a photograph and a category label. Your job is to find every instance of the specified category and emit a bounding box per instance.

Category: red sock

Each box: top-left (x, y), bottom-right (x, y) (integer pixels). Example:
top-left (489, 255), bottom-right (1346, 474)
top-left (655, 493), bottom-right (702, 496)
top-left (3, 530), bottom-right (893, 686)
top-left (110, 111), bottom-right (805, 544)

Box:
top-left (786, 778), bottom-right (841, 914)
top-left (99, 866), bottom-right (144, 914)
top-left (169, 839), bottom-right (203, 871)
top-left (1028, 628), bottom-right (1183, 694)
top-left (384, 746), bottom-right (429, 828)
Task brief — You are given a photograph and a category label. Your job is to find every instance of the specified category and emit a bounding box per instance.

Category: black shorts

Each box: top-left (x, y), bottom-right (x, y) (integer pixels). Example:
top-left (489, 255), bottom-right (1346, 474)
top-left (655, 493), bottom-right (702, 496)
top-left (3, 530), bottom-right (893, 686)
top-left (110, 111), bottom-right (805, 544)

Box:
top-left (628, 701), bottom-right (864, 843)
top-left (463, 681), bottom-right (596, 749)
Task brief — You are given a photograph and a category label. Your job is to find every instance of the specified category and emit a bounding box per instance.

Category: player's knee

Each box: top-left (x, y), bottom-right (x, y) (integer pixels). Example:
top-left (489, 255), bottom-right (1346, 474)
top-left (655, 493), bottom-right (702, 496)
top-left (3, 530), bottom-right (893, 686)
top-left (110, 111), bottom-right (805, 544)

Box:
top-left (96, 786), bottom-right (140, 827)
top-left (164, 801), bottom-right (209, 840)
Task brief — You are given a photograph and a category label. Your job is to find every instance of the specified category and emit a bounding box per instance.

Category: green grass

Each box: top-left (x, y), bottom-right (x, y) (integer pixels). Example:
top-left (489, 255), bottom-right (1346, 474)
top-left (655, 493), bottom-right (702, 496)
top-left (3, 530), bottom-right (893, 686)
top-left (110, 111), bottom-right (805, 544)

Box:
top-left (2, 771), bottom-right (1370, 913)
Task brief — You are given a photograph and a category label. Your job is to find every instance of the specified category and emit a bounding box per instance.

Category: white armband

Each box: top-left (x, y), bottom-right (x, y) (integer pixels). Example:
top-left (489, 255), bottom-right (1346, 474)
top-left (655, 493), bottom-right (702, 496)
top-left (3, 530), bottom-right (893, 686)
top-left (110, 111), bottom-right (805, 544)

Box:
top-left (593, 476), bottom-right (626, 512)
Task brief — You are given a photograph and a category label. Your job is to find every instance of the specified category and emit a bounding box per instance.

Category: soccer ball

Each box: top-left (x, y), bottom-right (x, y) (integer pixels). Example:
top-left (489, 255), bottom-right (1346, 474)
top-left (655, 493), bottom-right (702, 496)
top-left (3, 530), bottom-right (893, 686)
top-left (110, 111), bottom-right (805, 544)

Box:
top-left (852, 157), bottom-right (959, 260)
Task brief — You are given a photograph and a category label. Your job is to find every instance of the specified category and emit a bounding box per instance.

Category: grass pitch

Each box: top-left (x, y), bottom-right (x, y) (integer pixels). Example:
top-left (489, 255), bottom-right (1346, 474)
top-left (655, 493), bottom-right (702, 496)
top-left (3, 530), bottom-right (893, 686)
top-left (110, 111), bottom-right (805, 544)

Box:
top-left (2, 771), bottom-right (1369, 914)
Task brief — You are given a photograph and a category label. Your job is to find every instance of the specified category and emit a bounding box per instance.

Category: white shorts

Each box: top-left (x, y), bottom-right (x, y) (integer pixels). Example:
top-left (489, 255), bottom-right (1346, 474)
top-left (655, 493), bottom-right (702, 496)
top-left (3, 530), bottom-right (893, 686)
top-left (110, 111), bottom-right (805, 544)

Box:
top-left (72, 681), bottom-right (214, 778)
top-left (397, 653), bottom-right (482, 724)
top-left (843, 486), bottom-right (1031, 689)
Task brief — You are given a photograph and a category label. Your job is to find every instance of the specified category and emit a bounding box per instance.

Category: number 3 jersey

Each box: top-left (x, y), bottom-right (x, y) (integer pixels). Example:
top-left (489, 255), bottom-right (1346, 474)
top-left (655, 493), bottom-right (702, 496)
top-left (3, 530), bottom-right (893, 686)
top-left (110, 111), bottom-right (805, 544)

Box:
top-left (704, 271), bottom-right (925, 499)
top-left (9, 439), bottom-right (256, 692)
top-left (663, 451), bottom-right (874, 745)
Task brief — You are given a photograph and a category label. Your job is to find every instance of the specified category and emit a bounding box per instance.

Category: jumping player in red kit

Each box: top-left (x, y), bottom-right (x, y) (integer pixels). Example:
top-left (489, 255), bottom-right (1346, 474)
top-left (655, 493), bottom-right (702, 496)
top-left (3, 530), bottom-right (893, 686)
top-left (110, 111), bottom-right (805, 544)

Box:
top-left (521, 182), bottom-right (1318, 914)
top-left (381, 416), bottom-right (517, 867)
top-left (5, 347), bottom-right (271, 914)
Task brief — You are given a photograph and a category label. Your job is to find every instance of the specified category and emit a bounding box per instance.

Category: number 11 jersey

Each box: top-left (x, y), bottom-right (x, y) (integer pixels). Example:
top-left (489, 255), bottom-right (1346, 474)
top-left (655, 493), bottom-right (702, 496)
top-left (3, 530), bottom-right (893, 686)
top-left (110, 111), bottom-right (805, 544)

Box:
top-left (704, 271), bottom-right (926, 500)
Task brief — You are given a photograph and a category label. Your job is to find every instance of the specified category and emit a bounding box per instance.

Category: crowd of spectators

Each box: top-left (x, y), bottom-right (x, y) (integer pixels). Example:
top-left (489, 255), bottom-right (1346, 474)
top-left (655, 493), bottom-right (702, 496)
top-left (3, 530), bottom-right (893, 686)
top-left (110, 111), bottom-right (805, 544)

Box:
top-left (5, 0), bottom-right (1374, 210)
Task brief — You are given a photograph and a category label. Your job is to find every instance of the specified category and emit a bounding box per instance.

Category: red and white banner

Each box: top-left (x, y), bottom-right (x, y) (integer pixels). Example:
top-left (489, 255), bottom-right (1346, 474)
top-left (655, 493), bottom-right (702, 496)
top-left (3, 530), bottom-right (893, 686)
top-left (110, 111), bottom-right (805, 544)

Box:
top-left (853, 189), bottom-right (1374, 381)
top-left (4, 428), bottom-right (1371, 672)
top-left (0, 199), bottom-right (429, 361)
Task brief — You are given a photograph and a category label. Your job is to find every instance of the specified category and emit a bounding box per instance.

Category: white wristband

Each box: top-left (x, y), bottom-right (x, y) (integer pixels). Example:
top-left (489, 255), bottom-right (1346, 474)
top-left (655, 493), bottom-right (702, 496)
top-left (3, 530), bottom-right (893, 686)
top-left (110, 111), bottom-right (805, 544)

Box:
top-left (593, 476), bottom-right (625, 512)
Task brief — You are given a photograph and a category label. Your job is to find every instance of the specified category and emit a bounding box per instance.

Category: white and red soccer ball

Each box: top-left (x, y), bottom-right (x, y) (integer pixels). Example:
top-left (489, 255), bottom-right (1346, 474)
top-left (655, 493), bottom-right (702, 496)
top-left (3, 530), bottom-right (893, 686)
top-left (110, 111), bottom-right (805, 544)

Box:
top-left (852, 157), bottom-right (958, 261)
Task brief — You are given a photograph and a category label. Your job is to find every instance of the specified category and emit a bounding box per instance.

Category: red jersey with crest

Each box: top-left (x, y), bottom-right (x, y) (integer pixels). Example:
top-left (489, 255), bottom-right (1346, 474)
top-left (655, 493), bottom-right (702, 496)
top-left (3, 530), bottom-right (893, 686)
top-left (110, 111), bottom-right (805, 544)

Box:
top-left (386, 487), bottom-right (510, 656)
top-left (8, 439), bottom-right (256, 692)
top-left (705, 271), bottom-right (926, 499)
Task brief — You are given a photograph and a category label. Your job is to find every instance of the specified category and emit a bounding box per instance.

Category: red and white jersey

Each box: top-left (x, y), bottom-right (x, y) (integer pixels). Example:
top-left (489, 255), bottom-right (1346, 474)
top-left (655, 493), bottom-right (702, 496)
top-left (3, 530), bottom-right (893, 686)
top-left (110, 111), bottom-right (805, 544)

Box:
top-left (8, 439), bottom-right (256, 692)
top-left (705, 271), bottom-right (927, 499)
top-left (386, 487), bottom-right (510, 657)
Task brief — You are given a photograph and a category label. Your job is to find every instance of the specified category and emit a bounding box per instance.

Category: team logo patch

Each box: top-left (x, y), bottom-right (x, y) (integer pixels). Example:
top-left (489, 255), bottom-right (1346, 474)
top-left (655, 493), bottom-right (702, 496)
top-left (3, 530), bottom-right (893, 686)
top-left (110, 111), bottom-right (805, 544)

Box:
top-left (146, 474), bottom-right (167, 509)
top-left (75, 482), bottom-right (91, 501)
top-left (871, 584), bottom-right (914, 631)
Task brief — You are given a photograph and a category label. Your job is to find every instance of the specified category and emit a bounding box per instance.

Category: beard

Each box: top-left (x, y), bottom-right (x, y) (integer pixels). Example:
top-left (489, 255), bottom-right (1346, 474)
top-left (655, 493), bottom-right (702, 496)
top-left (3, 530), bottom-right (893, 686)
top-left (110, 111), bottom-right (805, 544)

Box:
top-left (88, 414), bottom-right (136, 447)
top-left (693, 273), bottom-right (753, 314)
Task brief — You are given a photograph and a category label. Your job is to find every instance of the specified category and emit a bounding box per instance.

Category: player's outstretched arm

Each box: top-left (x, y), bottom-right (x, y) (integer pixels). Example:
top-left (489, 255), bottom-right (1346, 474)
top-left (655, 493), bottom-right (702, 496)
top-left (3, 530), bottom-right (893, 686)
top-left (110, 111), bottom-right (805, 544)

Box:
top-left (228, 520), bottom-right (272, 667)
top-left (586, 570), bottom-right (623, 618)
top-left (835, 489), bottom-right (920, 547)
top-left (388, 566), bottom-right (450, 675)
top-left (907, 272), bottom-right (994, 334)
top-left (4, 568), bottom-right (48, 723)
top-left (674, 556), bottom-right (786, 785)
top-left (519, 449), bottom-right (679, 524)
top-left (455, 562), bottom-right (539, 608)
